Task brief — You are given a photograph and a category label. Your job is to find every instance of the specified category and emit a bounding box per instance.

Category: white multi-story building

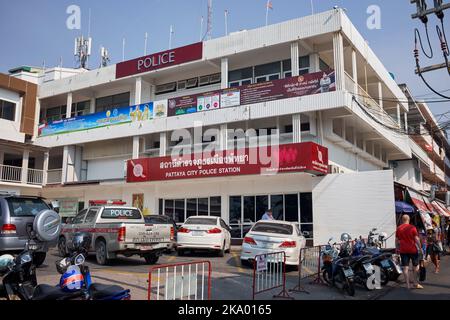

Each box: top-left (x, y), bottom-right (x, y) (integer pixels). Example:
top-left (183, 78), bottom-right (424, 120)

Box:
top-left (6, 9), bottom-right (422, 245)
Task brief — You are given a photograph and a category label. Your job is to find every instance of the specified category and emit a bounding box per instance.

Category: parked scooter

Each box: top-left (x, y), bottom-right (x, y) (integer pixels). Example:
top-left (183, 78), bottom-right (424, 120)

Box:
top-left (321, 235), bottom-right (356, 296)
top-left (0, 210), bottom-right (130, 300)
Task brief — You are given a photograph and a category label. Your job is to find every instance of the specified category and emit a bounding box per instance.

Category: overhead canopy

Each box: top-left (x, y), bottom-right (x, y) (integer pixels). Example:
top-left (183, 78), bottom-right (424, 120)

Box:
top-left (434, 201), bottom-right (450, 218)
top-left (395, 201), bottom-right (415, 214)
top-left (422, 195), bottom-right (439, 216)
top-left (407, 189), bottom-right (430, 213)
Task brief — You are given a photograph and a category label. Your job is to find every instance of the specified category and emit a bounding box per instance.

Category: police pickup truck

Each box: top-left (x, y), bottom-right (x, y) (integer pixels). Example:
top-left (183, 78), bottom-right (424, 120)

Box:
top-left (58, 206), bottom-right (172, 265)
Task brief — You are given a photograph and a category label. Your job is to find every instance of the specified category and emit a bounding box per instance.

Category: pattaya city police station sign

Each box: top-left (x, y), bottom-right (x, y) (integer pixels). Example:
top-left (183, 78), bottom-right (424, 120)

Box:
top-left (127, 142), bottom-right (329, 183)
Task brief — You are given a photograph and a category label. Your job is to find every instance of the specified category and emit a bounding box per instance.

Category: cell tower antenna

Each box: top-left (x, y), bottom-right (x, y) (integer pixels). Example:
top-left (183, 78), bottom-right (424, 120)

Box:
top-left (74, 35), bottom-right (92, 69)
top-left (100, 46), bottom-right (110, 68)
top-left (207, 0), bottom-right (213, 40)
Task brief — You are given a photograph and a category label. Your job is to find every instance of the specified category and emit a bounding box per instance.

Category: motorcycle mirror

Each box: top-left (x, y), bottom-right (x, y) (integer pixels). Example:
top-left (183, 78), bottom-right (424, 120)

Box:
top-left (74, 254), bottom-right (85, 266)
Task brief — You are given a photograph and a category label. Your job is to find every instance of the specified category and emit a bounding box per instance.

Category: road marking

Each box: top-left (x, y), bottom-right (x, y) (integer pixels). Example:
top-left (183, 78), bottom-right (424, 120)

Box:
top-left (166, 256), bottom-right (177, 262)
top-left (98, 269), bottom-right (149, 278)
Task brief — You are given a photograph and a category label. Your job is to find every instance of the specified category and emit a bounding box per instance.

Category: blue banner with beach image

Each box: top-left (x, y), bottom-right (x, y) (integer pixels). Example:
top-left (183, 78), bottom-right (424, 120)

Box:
top-left (38, 101), bottom-right (167, 137)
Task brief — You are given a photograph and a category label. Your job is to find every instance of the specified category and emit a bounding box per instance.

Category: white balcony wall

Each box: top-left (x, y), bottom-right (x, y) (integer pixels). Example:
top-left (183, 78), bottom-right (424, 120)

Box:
top-left (86, 157), bottom-right (128, 181)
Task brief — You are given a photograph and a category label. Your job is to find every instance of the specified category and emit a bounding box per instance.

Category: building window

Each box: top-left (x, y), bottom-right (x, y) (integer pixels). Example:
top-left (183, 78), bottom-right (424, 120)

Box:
top-left (95, 92), bottom-right (130, 113)
top-left (282, 56), bottom-right (310, 78)
top-left (229, 67), bottom-right (253, 87)
top-left (71, 101), bottom-right (90, 118)
top-left (254, 62), bottom-right (281, 83)
top-left (0, 99), bottom-right (16, 121)
top-left (319, 58), bottom-right (330, 71)
top-left (160, 197), bottom-right (221, 224)
top-left (43, 105), bottom-right (66, 123)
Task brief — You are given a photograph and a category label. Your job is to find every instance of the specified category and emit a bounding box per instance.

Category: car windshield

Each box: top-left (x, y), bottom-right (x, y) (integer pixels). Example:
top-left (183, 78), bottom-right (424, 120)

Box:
top-left (101, 208), bottom-right (142, 219)
top-left (184, 217), bottom-right (217, 226)
top-left (6, 198), bottom-right (49, 217)
top-left (251, 222), bottom-right (293, 235)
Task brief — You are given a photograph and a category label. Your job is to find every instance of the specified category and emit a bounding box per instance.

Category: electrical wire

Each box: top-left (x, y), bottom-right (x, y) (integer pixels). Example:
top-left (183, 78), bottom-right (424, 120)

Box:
top-left (415, 27), bottom-right (434, 59)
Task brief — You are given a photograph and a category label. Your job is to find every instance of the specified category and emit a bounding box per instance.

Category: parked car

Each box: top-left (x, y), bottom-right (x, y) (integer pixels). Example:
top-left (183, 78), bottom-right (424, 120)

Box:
top-left (57, 206), bottom-right (172, 265)
top-left (0, 195), bottom-right (55, 266)
top-left (144, 215), bottom-right (177, 251)
top-left (177, 216), bottom-right (232, 257)
top-left (240, 220), bottom-right (306, 266)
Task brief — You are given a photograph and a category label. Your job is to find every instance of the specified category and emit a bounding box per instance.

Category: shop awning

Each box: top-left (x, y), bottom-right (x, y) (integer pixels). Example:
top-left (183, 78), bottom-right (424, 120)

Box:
top-left (434, 201), bottom-right (450, 218)
top-left (395, 201), bottom-right (415, 214)
top-left (422, 195), bottom-right (439, 216)
top-left (407, 189), bottom-right (430, 213)
top-left (419, 211), bottom-right (433, 230)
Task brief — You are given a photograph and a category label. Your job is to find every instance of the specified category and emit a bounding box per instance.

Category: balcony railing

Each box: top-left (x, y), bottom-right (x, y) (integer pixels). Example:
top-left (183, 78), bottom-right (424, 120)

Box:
top-left (47, 169), bottom-right (63, 185)
top-left (0, 165), bottom-right (22, 183)
top-left (27, 168), bottom-right (44, 185)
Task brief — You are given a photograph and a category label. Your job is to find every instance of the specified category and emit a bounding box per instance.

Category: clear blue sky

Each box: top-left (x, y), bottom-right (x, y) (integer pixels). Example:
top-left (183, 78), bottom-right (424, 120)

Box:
top-left (0, 0), bottom-right (449, 118)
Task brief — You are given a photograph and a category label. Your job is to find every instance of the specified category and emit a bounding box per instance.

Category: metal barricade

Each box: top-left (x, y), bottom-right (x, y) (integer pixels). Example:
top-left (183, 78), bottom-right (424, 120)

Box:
top-left (252, 252), bottom-right (293, 300)
top-left (290, 246), bottom-right (323, 294)
top-left (148, 261), bottom-right (212, 300)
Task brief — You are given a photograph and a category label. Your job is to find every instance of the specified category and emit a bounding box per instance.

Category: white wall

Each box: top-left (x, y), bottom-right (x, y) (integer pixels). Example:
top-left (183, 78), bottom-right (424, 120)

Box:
top-left (312, 170), bottom-right (396, 247)
top-left (0, 88), bottom-right (25, 143)
top-left (86, 157), bottom-right (128, 181)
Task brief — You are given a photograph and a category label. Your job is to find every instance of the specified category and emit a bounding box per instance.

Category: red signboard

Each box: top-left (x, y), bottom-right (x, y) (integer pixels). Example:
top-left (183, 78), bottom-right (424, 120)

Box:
top-left (116, 42), bottom-right (203, 79)
top-left (127, 142), bottom-right (328, 183)
top-left (167, 70), bottom-right (335, 116)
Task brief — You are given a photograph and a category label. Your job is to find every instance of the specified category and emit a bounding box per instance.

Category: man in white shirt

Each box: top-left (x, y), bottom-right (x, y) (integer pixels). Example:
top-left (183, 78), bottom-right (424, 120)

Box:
top-left (262, 209), bottom-right (274, 221)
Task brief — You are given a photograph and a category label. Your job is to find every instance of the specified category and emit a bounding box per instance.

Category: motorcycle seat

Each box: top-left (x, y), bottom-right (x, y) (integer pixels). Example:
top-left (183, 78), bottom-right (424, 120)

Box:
top-left (32, 284), bottom-right (82, 300)
top-left (89, 283), bottom-right (127, 300)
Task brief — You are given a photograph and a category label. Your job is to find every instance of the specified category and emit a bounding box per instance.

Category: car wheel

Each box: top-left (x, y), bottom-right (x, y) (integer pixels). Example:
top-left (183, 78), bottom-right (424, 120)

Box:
top-left (57, 236), bottom-right (67, 257)
top-left (218, 243), bottom-right (225, 257)
top-left (240, 259), bottom-right (252, 268)
top-left (95, 240), bottom-right (109, 266)
top-left (33, 252), bottom-right (46, 267)
top-left (177, 249), bottom-right (184, 256)
top-left (144, 253), bottom-right (159, 265)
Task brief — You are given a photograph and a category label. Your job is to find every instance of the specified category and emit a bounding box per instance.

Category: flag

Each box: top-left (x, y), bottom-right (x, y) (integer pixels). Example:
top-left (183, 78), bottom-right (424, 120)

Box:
top-left (266, 0), bottom-right (273, 10)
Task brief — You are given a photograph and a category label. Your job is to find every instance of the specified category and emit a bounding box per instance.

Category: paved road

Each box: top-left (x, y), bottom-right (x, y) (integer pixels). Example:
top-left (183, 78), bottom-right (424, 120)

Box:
top-left (377, 255), bottom-right (450, 300)
top-left (34, 247), bottom-right (450, 300)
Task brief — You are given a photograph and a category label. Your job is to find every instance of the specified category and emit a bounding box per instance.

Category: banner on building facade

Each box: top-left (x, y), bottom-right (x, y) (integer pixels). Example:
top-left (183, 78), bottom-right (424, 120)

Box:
top-left (127, 142), bottom-right (329, 183)
top-left (39, 102), bottom-right (155, 137)
top-left (167, 70), bottom-right (335, 116)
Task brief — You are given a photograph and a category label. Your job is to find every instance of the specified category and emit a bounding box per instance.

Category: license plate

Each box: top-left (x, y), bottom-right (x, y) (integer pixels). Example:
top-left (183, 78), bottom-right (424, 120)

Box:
top-left (133, 238), bottom-right (164, 243)
top-left (364, 263), bottom-right (374, 273)
top-left (343, 268), bottom-right (353, 277)
top-left (28, 244), bottom-right (39, 250)
top-left (140, 245), bottom-right (154, 251)
top-left (380, 260), bottom-right (391, 268)
top-left (192, 231), bottom-right (204, 236)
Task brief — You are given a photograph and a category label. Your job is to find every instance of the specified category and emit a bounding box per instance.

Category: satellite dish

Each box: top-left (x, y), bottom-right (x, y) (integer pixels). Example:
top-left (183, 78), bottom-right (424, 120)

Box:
top-left (33, 210), bottom-right (62, 242)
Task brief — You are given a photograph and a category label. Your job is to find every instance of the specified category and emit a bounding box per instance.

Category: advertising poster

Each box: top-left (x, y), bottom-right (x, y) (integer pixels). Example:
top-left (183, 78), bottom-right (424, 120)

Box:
top-left (168, 95), bottom-right (198, 116)
top-left (153, 100), bottom-right (168, 118)
top-left (39, 102), bottom-right (154, 137)
top-left (197, 96), bottom-right (205, 112)
top-left (132, 194), bottom-right (144, 212)
top-left (57, 198), bottom-right (79, 218)
top-left (211, 94), bottom-right (220, 110)
top-left (220, 90), bottom-right (241, 108)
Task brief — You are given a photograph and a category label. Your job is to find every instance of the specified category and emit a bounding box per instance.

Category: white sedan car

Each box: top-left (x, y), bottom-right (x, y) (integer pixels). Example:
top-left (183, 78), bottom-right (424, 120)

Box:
top-left (241, 220), bottom-right (306, 266)
top-left (177, 216), bottom-right (232, 256)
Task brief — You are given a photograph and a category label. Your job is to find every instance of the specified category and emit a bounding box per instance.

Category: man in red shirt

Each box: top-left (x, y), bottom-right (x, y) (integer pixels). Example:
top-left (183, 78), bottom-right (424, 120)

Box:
top-left (396, 215), bottom-right (423, 289)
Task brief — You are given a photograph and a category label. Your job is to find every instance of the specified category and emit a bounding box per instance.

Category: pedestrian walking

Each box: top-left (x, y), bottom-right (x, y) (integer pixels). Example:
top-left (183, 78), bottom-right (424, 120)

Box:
top-left (261, 208), bottom-right (274, 221)
top-left (427, 220), bottom-right (442, 273)
top-left (396, 214), bottom-right (423, 289)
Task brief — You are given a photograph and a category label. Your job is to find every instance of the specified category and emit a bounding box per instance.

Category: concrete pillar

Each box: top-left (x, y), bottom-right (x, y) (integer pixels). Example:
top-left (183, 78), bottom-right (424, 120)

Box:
top-left (290, 42), bottom-right (300, 77)
top-left (378, 82), bottom-right (383, 110)
top-left (333, 32), bottom-right (345, 91)
top-left (90, 97), bottom-right (96, 114)
top-left (42, 151), bottom-right (49, 185)
top-left (132, 136), bottom-right (140, 159)
top-left (310, 53), bottom-right (320, 73)
top-left (33, 98), bottom-right (41, 138)
top-left (21, 149), bottom-right (30, 184)
top-left (160, 132), bottom-right (167, 157)
top-left (221, 58), bottom-right (229, 89)
top-left (404, 113), bottom-right (408, 132)
top-left (293, 114), bottom-right (302, 143)
top-left (219, 124), bottom-right (228, 150)
top-left (149, 84), bottom-right (156, 102)
top-left (62, 146), bottom-right (76, 184)
top-left (351, 49), bottom-right (358, 94)
top-left (134, 77), bottom-right (142, 105)
top-left (396, 104), bottom-right (401, 127)
top-left (0, 151), bottom-right (4, 179)
top-left (66, 92), bottom-right (73, 119)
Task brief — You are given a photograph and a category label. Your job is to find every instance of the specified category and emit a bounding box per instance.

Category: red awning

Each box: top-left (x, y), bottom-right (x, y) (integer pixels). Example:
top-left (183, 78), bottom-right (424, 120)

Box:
top-left (407, 189), bottom-right (430, 212)
top-left (422, 196), bottom-right (439, 216)
top-left (435, 201), bottom-right (450, 218)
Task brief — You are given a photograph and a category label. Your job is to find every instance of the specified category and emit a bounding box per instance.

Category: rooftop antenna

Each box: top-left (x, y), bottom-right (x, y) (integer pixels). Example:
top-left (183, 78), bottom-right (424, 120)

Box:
top-left (224, 9), bottom-right (229, 36)
top-left (310, 0), bottom-right (314, 14)
top-left (144, 32), bottom-right (148, 55)
top-left (74, 35), bottom-right (92, 69)
top-left (87, 8), bottom-right (92, 68)
top-left (100, 46), bottom-right (110, 68)
top-left (207, 0), bottom-right (213, 40)
top-left (122, 37), bottom-right (126, 62)
top-left (200, 16), bottom-right (204, 41)
top-left (169, 25), bottom-right (174, 49)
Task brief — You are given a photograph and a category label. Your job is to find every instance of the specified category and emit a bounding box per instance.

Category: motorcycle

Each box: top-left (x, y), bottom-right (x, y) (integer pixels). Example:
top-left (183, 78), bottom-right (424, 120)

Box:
top-left (0, 210), bottom-right (131, 300)
top-left (321, 237), bottom-right (356, 296)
